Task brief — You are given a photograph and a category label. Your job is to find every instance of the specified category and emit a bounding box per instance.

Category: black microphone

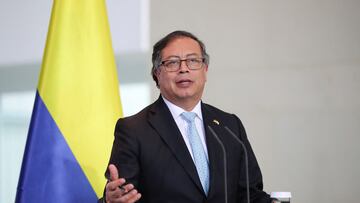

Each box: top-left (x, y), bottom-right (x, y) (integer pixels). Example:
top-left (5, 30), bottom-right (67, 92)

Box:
top-left (224, 126), bottom-right (250, 203)
top-left (207, 125), bottom-right (228, 203)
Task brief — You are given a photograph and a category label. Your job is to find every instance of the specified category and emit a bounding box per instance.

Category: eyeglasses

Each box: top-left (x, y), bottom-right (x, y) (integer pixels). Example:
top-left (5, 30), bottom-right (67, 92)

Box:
top-left (160, 58), bottom-right (205, 72)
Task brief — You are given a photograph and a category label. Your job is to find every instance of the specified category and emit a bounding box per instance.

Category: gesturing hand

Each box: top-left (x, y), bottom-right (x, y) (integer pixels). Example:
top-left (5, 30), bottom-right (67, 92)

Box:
top-left (105, 164), bottom-right (141, 203)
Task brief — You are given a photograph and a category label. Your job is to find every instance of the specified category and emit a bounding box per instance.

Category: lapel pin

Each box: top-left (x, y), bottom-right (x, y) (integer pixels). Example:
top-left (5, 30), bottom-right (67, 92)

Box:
top-left (213, 119), bottom-right (220, 125)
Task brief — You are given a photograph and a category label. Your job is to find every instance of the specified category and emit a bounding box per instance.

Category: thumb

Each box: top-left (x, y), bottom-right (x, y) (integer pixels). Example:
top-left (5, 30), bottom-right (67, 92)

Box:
top-left (108, 164), bottom-right (119, 181)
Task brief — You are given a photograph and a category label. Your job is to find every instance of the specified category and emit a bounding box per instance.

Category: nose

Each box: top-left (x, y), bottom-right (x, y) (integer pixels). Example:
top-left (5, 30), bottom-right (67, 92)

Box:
top-left (179, 60), bottom-right (189, 72)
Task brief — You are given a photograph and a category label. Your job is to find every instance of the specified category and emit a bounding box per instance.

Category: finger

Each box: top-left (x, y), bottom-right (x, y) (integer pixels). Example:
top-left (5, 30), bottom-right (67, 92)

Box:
top-left (106, 181), bottom-right (126, 202)
top-left (107, 184), bottom-right (140, 203)
top-left (127, 192), bottom-right (141, 203)
top-left (108, 164), bottom-right (119, 181)
top-left (107, 190), bottom-right (131, 203)
top-left (118, 189), bottom-right (141, 203)
top-left (106, 178), bottom-right (126, 191)
top-left (119, 183), bottom-right (134, 193)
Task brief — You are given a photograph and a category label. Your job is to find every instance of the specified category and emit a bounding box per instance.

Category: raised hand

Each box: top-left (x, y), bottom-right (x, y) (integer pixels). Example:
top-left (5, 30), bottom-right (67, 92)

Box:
top-left (105, 164), bottom-right (141, 203)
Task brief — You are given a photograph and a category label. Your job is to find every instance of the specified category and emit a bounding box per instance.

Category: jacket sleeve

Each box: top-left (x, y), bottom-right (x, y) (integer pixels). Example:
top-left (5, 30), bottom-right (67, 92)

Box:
top-left (101, 118), bottom-right (142, 203)
top-left (106, 118), bottom-right (141, 188)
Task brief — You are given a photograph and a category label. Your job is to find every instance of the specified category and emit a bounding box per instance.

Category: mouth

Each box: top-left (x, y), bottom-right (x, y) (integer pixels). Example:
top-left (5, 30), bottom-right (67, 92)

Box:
top-left (176, 79), bottom-right (193, 87)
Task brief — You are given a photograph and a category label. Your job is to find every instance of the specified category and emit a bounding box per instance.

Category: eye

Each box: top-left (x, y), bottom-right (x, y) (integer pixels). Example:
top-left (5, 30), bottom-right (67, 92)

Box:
top-left (164, 60), bottom-right (180, 66)
top-left (187, 58), bottom-right (201, 64)
top-left (189, 58), bottom-right (200, 62)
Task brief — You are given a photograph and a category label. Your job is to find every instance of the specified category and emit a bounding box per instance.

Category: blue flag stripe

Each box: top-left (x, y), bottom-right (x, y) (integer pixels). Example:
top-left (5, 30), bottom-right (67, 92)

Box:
top-left (16, 91), bottom-right (98, 203)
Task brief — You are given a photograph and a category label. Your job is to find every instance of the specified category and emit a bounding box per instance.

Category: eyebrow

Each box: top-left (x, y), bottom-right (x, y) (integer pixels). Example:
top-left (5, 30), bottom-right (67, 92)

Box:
top-left (163, 53), bottom-right (200, 60)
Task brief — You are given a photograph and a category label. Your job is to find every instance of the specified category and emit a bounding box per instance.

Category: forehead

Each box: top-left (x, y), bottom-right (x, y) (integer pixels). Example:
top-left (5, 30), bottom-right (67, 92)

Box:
top-left (161, 37), bottom-right (202, 59)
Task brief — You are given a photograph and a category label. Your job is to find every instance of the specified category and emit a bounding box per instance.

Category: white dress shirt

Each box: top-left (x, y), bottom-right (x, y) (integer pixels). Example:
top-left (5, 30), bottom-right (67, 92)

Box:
top-left (162, 96), bottom-right (209, 161)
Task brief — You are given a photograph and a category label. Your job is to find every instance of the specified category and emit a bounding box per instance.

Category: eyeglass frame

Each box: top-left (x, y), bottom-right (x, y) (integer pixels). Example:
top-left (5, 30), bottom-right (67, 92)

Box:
top-left (160, 57), bottom-right (206, 72)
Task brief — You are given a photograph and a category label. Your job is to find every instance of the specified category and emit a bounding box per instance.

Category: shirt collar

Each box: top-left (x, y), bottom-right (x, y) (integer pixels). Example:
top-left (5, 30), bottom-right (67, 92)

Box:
top-left (162, 96), bottom-right (203, 121)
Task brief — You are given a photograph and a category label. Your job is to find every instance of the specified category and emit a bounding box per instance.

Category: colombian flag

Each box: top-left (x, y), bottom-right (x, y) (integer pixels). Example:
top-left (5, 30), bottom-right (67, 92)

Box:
top-left (15, 0), bottom-right (121, 202)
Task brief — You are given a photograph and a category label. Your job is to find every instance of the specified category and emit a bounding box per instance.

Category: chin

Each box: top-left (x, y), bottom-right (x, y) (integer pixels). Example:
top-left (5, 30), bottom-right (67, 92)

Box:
top-left (175, 90), bottom-right (193, 98)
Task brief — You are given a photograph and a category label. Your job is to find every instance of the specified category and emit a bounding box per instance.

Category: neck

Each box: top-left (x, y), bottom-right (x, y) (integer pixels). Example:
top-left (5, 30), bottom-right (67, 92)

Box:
top-left (179, 101), bottom-right (198, 112)
top-left (162, 95), bottom-right (201, 112)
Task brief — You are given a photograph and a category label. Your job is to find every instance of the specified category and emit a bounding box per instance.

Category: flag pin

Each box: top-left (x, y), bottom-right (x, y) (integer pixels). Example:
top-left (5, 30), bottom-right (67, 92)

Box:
top-left (213, 119), bottom-right (220, 125)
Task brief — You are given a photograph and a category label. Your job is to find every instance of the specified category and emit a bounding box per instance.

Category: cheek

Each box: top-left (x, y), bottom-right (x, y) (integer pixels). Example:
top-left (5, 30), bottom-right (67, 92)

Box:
top-left (201, 71), bottom-right (208, 83)
top-left (157, 72), bottom-right (165, 86)
top-left (158, 73), bottom-right (173, 88)
top-left (204, 66), bottom-right (208, 82)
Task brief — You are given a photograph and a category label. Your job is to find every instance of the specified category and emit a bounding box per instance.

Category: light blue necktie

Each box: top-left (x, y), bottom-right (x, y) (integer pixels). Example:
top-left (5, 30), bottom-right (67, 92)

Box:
top-left (182, 112), bottom-right (210, 195)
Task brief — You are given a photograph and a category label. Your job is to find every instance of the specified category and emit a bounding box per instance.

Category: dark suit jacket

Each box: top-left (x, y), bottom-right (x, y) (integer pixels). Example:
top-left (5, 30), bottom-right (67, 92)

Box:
top-left (106, 96), bottom-right (272, 203)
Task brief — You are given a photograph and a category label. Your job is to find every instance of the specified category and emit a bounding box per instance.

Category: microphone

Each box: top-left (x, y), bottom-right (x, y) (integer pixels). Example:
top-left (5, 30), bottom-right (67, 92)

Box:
top-left (224, 126), bottom-right (250, 203)
top-left (207, 126), bottom-right (228, 203)
top-left (207, 125), bottom-right (250, 203)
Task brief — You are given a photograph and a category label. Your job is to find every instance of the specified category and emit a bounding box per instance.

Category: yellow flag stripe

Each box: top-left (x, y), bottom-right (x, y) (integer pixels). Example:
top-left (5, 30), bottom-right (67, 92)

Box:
top-left (38, 0), bottom-right (121, 197)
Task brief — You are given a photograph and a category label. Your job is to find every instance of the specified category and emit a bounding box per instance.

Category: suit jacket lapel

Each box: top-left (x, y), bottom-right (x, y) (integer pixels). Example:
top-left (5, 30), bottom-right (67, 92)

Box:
top-left (202, 103), bottom-right (227, 199)
top-left (147, 97), bottom-right (204, 194)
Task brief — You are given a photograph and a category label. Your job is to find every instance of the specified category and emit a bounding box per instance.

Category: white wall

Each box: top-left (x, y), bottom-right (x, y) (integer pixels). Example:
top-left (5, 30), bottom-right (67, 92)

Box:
top-left (150, 0), bottom-right (360, 202)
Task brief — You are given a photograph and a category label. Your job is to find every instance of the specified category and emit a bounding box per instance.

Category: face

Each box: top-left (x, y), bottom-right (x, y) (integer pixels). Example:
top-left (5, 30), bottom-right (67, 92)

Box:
top-left (156, 37), bottom-right (208, 109)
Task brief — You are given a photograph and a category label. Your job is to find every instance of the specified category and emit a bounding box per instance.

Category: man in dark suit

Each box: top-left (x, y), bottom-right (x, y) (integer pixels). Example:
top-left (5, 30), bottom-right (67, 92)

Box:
top-left (104, 31), bottom-right (273, 203)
